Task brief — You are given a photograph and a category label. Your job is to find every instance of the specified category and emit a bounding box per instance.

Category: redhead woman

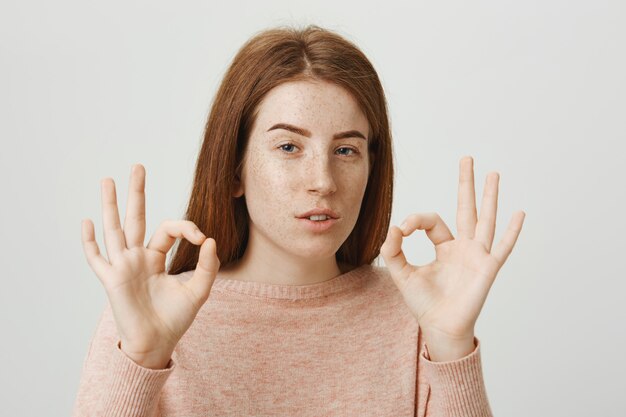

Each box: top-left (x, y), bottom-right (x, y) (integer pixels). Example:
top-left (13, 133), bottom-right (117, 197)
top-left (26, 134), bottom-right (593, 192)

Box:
top-left (73, 25), bottom-right (525, 417)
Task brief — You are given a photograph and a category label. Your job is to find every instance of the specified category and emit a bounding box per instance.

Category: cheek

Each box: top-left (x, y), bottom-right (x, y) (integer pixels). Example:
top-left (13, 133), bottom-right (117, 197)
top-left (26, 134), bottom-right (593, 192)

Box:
top-left (340, 164), bottom-right (369, 194)
top-left (244, 158), bottom-right (294, 213)
top-left (339, 166), bottom-right (369, 222)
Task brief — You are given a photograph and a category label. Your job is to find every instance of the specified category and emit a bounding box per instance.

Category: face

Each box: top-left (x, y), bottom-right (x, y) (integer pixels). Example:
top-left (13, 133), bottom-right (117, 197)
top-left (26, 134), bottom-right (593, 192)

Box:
top-left (233, 79), bottom-right (373, 261)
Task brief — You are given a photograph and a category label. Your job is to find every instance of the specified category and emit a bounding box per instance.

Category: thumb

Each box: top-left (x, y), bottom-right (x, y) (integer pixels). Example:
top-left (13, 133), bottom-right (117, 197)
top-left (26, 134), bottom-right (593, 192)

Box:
top-left (379, 225), bottom-right (410, 287)
top-left (185, 237), bottom-right (220, 306)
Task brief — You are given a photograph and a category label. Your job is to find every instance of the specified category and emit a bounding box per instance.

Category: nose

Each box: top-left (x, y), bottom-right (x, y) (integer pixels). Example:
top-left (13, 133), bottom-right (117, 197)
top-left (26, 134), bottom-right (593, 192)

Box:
top-left (305, 154), bottom-right (337, 196)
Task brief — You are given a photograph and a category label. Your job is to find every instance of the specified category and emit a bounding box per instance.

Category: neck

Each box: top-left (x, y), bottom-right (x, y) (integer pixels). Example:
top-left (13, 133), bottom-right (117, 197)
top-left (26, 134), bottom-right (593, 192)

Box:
top-left (218, 235), bottom-right (351, 286)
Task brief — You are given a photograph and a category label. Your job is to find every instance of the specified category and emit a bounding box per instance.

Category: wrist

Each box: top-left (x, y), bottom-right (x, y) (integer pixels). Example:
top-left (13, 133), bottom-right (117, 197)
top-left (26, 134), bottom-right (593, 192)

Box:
top-left (118, 340), bottom-right (174, 370)
top-left (421, 328), bottom-right (475, 362)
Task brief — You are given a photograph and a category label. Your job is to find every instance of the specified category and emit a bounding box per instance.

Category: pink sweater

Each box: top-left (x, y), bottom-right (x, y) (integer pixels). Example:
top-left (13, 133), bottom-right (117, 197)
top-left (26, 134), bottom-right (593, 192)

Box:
top-left (72, 264), bottom-right (493, 416)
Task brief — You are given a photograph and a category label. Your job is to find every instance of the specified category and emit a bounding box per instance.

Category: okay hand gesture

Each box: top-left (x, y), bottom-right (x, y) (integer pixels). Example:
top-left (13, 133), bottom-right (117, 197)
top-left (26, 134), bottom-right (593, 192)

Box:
top-left (81, 164), bottom-right (220, 369)
top-left (380, 156), bottom-right (525, 357)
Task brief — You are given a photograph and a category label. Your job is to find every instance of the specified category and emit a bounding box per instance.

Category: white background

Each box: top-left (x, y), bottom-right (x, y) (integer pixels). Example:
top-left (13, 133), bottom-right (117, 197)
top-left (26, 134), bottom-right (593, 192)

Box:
top-left (1, 0), bottom-right (624, 415)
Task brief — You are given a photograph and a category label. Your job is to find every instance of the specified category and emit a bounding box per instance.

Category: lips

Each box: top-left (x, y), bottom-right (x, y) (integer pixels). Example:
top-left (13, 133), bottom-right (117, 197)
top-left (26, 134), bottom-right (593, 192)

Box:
top-left (297, 216), bottom-right (338, 232)
top-left (296, 207), bottom-right (340, 219)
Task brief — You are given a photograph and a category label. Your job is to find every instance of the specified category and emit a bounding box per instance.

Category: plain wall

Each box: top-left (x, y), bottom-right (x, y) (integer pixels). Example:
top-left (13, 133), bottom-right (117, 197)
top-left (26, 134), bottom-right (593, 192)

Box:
top-left (0, 0), bottom-right (624, 415)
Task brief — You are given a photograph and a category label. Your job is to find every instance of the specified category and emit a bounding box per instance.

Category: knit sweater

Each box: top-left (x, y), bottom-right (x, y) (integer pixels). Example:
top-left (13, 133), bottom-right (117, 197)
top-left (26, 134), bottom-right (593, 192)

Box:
top-left (72, 264), bottom-right (493, 417)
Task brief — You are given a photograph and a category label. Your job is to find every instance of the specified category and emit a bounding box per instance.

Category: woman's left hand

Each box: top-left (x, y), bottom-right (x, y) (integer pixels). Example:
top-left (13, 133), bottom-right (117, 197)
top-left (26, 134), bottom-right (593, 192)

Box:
top-left (380, 156), bottom-right (525, 359)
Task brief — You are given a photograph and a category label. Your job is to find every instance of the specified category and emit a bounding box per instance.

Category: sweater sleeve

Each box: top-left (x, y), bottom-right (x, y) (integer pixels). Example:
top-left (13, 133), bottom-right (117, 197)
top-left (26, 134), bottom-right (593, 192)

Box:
top-left (71, 301), bottom-right (176, 417)
top-left (417, 327), bottom-right (494, 417)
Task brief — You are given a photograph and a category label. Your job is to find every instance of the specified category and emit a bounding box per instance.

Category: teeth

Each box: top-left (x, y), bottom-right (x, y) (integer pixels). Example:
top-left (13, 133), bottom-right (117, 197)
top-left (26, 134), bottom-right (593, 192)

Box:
top-left (308, 214), bottom-right (329, 221)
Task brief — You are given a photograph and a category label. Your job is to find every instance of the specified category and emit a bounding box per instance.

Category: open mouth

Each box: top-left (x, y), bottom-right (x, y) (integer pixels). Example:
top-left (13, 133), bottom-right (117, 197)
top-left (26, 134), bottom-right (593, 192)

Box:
top-left (297, 217), bottom-right (338, 232)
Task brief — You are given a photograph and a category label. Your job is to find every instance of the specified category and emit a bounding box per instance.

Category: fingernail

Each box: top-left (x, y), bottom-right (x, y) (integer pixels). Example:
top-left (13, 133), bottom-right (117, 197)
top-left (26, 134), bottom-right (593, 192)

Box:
top-left (400, 222), bottom-right (407, 231)
top-left (196, 229), bottom-right (206, 238)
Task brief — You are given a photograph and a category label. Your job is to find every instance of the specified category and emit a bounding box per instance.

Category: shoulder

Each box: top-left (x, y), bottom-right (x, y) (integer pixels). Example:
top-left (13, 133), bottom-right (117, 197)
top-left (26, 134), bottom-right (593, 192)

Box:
top-left (355, 264), bottom-right (416, 321)
top-left (352, 263), bottom-right (400, 294)
top-left (354, 262), bottom-right (393, 280)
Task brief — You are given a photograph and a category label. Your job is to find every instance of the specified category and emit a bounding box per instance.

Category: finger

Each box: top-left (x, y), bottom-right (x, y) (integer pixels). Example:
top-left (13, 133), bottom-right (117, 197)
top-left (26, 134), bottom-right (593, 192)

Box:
top-left (146, 220), bottom-right (206, 255)
top-left (491, 211), bottom-right (526, 266)
top-left (457, 156), bottom-right (478, 239)
top-left (379, 225), bottom-right (411, 287)
top-left (101, 178), bottom-right (127, 262)
top-left (81, 218), bottom-right (112, 282)
top-left (184, 237), bottom-right (220, 306)
top-left (400, 212), bottom-right (454, 247)
top-left (123, 164), bottom-right (147, 249)
top-left (380, 213), bottom-right (454, 288)
top-left (475, 172), bottom-right (499, 251)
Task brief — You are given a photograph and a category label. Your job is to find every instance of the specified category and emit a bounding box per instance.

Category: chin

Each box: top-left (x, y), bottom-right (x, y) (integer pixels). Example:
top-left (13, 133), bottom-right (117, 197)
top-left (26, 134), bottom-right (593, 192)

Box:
top-left (289, 240), bottom-right (342, 260)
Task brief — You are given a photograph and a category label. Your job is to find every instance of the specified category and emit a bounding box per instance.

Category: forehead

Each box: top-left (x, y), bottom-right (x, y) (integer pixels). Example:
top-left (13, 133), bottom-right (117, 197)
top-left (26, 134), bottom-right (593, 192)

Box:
top-left (253, 80), bottom-right (370, 135)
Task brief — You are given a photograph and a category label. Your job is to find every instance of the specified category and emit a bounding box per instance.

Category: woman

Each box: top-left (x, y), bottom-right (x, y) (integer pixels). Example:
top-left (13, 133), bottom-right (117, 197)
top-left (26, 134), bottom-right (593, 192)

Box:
top-left (74, 24), bottom-right (525, 417)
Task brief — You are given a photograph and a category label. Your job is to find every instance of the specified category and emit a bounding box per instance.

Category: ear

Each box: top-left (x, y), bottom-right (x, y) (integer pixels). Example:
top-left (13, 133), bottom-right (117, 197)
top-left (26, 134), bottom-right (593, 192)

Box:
top-left (232, 175), bottom-right (244, 198)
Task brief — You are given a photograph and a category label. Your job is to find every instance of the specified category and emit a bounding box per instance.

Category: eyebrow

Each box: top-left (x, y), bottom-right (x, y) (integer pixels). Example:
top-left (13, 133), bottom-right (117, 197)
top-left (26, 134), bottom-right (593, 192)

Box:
top-left (266, 123), bottom-right (367, 141)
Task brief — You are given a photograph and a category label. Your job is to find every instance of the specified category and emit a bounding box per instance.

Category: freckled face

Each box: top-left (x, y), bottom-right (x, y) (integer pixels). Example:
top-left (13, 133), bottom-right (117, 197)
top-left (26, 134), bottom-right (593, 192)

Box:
top-left (233, 79), bottom-right (372, 260)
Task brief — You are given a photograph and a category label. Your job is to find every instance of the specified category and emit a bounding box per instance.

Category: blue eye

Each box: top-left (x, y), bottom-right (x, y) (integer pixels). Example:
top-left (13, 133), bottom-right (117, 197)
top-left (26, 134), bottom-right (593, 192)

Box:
top-left (279, 143), bottom-right (297, 153)
top-left (336, 147), bottom-right (358, 156)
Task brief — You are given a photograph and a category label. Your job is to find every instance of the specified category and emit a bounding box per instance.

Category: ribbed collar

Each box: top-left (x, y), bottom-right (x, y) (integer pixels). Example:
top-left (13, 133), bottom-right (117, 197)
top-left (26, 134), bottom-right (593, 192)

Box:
top-left (202, 264), bottom-right (373, 300)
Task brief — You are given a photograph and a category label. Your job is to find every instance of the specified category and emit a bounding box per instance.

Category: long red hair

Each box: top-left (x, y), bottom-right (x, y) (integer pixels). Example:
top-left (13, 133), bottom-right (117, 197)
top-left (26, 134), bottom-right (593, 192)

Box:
top-left (167, 24), bottom-right (394, 275)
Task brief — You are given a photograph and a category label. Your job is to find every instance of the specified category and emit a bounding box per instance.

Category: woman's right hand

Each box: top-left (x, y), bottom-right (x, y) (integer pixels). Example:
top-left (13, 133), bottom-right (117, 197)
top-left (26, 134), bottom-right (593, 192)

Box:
top-left (80, 163), bottom-right (220, 369)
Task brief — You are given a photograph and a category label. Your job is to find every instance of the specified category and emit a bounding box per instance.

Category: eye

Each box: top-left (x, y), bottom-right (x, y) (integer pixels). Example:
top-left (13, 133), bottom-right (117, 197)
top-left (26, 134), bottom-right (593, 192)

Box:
top-left (278, 143), bottom-right (298, 153)
top-left (336, 147), bottom-right (359, 157)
